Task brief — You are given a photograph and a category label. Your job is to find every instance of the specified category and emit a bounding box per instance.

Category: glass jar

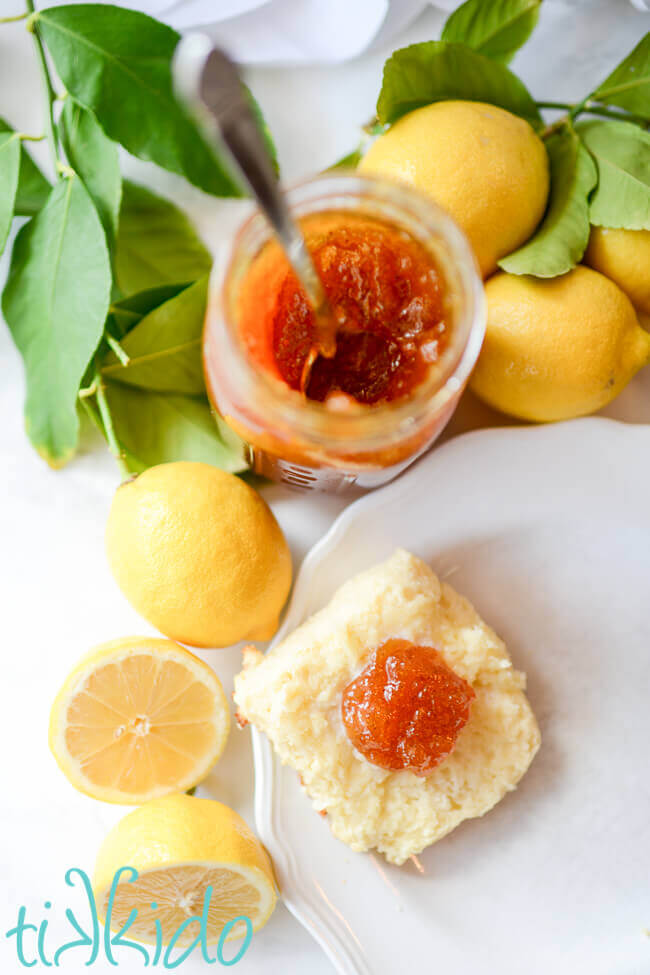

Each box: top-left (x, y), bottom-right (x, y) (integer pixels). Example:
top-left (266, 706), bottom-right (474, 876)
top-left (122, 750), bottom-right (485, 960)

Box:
top-left (204, 173), bottom-right (485, 492)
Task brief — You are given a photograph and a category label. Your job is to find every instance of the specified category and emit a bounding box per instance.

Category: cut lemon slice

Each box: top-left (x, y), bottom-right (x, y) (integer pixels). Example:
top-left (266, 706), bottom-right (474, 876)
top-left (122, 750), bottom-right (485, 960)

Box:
top-left (49, 638), bottom-right (230, 804)
top-left (93, 795), bottom-right (277, 945)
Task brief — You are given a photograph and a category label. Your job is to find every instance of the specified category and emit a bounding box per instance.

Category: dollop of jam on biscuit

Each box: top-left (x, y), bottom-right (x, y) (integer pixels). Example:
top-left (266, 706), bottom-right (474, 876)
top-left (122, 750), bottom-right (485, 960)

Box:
top-left (341, 638), bottom-right (475, 775)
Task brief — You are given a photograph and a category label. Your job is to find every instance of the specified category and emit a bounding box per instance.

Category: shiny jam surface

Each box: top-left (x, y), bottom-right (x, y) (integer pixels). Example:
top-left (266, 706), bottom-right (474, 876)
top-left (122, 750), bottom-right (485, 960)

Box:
top-left (238, 214), bottom-right (449, 406)
top-left (341, 638), bottom-right (475, 775)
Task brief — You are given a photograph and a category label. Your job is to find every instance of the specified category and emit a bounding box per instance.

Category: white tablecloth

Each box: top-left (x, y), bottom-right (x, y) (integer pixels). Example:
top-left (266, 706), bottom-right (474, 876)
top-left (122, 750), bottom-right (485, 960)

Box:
top-left (1, 3), bottom-right (648, 972)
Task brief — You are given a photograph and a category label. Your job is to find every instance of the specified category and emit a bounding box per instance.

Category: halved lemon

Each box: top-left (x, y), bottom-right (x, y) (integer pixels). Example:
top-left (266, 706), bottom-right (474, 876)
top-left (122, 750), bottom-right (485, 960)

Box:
top-left (49, 638), bottom-right (230, 804)
top-left (93, 795), bottom-right (277, 945)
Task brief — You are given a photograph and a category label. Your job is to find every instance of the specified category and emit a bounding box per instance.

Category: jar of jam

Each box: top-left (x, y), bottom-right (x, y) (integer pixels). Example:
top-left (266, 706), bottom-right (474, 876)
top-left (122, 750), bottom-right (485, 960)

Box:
top-left (204, 173), bottom-right (485, 492)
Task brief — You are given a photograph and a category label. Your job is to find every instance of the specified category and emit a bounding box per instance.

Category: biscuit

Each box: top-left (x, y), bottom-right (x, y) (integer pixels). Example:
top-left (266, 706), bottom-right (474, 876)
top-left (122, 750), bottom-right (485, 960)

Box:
top-left (234, 549), bottom-right (540, 865)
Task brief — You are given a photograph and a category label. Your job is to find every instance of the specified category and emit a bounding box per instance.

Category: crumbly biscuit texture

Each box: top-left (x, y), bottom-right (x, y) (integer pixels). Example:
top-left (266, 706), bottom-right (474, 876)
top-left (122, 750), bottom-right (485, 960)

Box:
top-left (234, 549), bottom-right (540, 865)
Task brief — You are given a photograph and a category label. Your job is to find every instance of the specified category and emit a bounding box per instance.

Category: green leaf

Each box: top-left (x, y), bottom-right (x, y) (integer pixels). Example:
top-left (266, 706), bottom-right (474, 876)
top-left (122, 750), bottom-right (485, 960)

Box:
top-left (592, 32), bottom-right (650, 119)
top-left (328, 145), bottom-right (364, 171)
top-left (0, 132), bottom-right (21, 255)
top-left (59, 99), bottom-right (122, 249)
top-left (101, 277), bottom-right (208, 394)
top-left (577, 119), bottom-right (650, 230)
top-left (499, 128), bottom-right (597, 277)
top-left (37, 4), bottom-right (242, 198)
top-left (377, 41), bottom-right (541, 127)
top-left (107, 282), bottom-right (191, 339)
top-left (103, 384), bottom-right (247, 474)
top-left (2, 175), bottom-right (111, 466)
top-left (114, 181), bottom-right (212, 296)
top-left (441, 0), bottom-right (541, 65)
top-left (0, 116), bottom-right (50, 217)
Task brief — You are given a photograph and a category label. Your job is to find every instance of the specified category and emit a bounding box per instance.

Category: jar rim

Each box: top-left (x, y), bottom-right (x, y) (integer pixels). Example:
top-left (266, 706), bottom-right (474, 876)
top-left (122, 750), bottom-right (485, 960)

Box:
top-left (213, 171), bottom-right (486, 453)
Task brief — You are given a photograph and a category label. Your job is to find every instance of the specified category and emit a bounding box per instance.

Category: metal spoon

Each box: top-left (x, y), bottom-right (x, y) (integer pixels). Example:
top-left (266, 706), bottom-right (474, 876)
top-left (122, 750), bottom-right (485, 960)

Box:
top-left (173, 35), bottom-right (337, 388)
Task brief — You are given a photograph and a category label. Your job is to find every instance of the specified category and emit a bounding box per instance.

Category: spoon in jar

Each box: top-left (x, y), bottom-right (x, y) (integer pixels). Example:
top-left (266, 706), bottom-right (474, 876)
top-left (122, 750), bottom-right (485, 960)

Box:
top-left (173, 35), bottom-right (338, 390)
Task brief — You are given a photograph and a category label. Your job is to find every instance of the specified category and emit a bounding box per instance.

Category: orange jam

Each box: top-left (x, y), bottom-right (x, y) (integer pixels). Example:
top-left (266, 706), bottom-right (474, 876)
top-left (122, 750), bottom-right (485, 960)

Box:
top-left (238, 214), bottom-right (448, 406)
top-left (341, 639), bottom-right (475, 775)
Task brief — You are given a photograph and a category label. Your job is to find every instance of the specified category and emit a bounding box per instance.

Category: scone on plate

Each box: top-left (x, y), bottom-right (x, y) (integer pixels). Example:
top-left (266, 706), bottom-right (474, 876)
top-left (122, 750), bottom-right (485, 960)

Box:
top-left (234, 549), bottom-right (540, 865)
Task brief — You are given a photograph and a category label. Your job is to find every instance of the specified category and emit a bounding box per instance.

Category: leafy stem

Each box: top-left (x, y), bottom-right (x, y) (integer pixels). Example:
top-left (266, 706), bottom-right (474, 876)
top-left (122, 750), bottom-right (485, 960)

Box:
top-left (105, 333), bottom-right (130, 365)
top-left (0, 12), bottom-right (29, 23)
top-left (25, 0), bottom-right (59, 178)
top-left (93, 371), bottom-right (130, 479)
top-left (541, 116), bottom-right (571, 140)
top-left (78, 380), bottom-right (98, 399)
top-left (79, 394), bottom-right (103, 432)
top-left (568, 95), bottom-right (591, 121)
top-left (579, 103), bottom-right (649, 127)
top-left (539, 96), bottom-right (648, 140)
top-left (535, 101), bottom-right (573, 111)
top-left (25, 0), bottom-right (127, 473)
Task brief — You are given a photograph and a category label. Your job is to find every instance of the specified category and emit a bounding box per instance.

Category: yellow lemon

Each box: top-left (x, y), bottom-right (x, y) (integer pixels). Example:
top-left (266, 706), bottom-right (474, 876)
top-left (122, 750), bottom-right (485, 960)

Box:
top-left (93, 795), bottom-right (277, 946)
top-left (470, 266), bottom-right (650, 421)
top-left (106, 463), bottom-right (292, 648)
top-left (584, 226), bottom-right (650, 318)
top-left (49, 637), bottom-right (230, 803)
top-left (359, 100), bottom-right (549, 277)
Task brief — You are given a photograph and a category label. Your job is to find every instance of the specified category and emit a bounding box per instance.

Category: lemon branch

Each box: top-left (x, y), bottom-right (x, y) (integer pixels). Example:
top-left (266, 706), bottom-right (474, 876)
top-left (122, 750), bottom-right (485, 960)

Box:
top-left (25, 0), bottom-right (60, 178)
top-left (24, 0), bottom-right (127, 473)
top-left (94, 370), bottom-right (131, 480)
top-left (580, 104), bottom-right (649, 127)
top-left (536, 101), bottom-right (573, 111)
top-left (538, 96), bottom-right (649, 139)
top-left (105, 334), bottom-right (131, 366)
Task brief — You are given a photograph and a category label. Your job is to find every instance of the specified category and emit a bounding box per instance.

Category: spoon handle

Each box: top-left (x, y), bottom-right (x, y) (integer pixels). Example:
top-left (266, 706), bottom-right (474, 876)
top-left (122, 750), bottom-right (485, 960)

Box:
top-left (173, 37), bottom-right (331, 335)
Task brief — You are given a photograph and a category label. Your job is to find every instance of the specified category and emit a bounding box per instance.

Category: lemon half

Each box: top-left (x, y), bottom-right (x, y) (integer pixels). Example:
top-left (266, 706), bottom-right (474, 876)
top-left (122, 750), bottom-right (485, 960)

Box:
top-left (49, 638), bottom-right (230, 804)
top-left (93, 795), bottom-right (277, 945)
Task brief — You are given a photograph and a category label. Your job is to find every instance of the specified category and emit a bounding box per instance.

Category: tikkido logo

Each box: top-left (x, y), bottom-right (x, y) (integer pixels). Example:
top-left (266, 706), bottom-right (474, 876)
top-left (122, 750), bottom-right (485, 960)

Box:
top-left (5, 867), bottom-right (253, 968)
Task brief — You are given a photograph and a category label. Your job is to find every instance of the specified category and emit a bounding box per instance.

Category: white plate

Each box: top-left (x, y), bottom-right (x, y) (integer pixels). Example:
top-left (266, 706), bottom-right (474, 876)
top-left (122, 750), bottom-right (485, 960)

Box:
top-left (251, 418), bottom-right (650, 975)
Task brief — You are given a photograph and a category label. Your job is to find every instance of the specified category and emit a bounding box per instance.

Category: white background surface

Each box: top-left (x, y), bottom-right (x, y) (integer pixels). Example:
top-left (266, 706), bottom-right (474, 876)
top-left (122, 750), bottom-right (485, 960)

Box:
top-left (0, 2), bottom-right (648, 973)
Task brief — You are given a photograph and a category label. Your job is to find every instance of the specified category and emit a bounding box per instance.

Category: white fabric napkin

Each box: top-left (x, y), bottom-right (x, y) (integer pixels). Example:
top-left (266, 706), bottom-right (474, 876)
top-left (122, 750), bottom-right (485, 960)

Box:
top-left (38, 0), bottom-right (648, 64)
top-left (37, 0), bottom-right (452, 62)
top-left (151, 0), bottom-right (650, 60)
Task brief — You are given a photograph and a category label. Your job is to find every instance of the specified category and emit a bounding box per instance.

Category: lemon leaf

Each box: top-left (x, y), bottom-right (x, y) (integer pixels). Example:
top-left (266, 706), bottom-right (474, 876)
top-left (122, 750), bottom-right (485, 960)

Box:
top-left (0, 132), bottom-right (21, 256)
top-left (499, 128), bottom-right (597, 277)
top-left (59, 100), bottom-right (122, 251)
top-left (591, 32), bottom-right (650, 119)
top-left (2, 175), bottom-right (111, 466)
top-left (0, 116), bottom-right (50, 217)
top-left (377, 41), bottom-right (541, 127)
top-left (104, 384), bottom-right (247, 474)
top-left (101, 278), bottom-right (208, 395)
top-left (115, 181), bottom-right (212, 297)
top-left (328, 146), bottom-right (364, 171)
top-left (37, 4), bottom-right (242, 198)
top-left (577, 119), bottom-right (650, 230)
top-left (107, 283), bottom-right (191, 340)
top-left (441, 0), bottom-right (541, 65)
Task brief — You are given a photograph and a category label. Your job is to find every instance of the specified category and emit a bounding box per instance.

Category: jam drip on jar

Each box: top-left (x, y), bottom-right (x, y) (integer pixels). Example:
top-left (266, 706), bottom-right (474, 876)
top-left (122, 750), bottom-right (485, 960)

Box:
top-left (272, 221), bottom-right (448, 404)
top-left (341, 638), bottom-right (475, 776)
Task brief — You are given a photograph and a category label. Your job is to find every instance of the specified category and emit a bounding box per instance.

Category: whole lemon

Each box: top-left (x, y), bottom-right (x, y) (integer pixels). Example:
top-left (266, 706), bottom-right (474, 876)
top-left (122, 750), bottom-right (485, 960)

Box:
top-left (584, 226), bottom-right (650, 318)
top-left (470, 267), bottom-right (650, 422)
top-left (359, 100), bottom-right (549, 277)
top-left (106, 462), bottom-right (292, 648)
